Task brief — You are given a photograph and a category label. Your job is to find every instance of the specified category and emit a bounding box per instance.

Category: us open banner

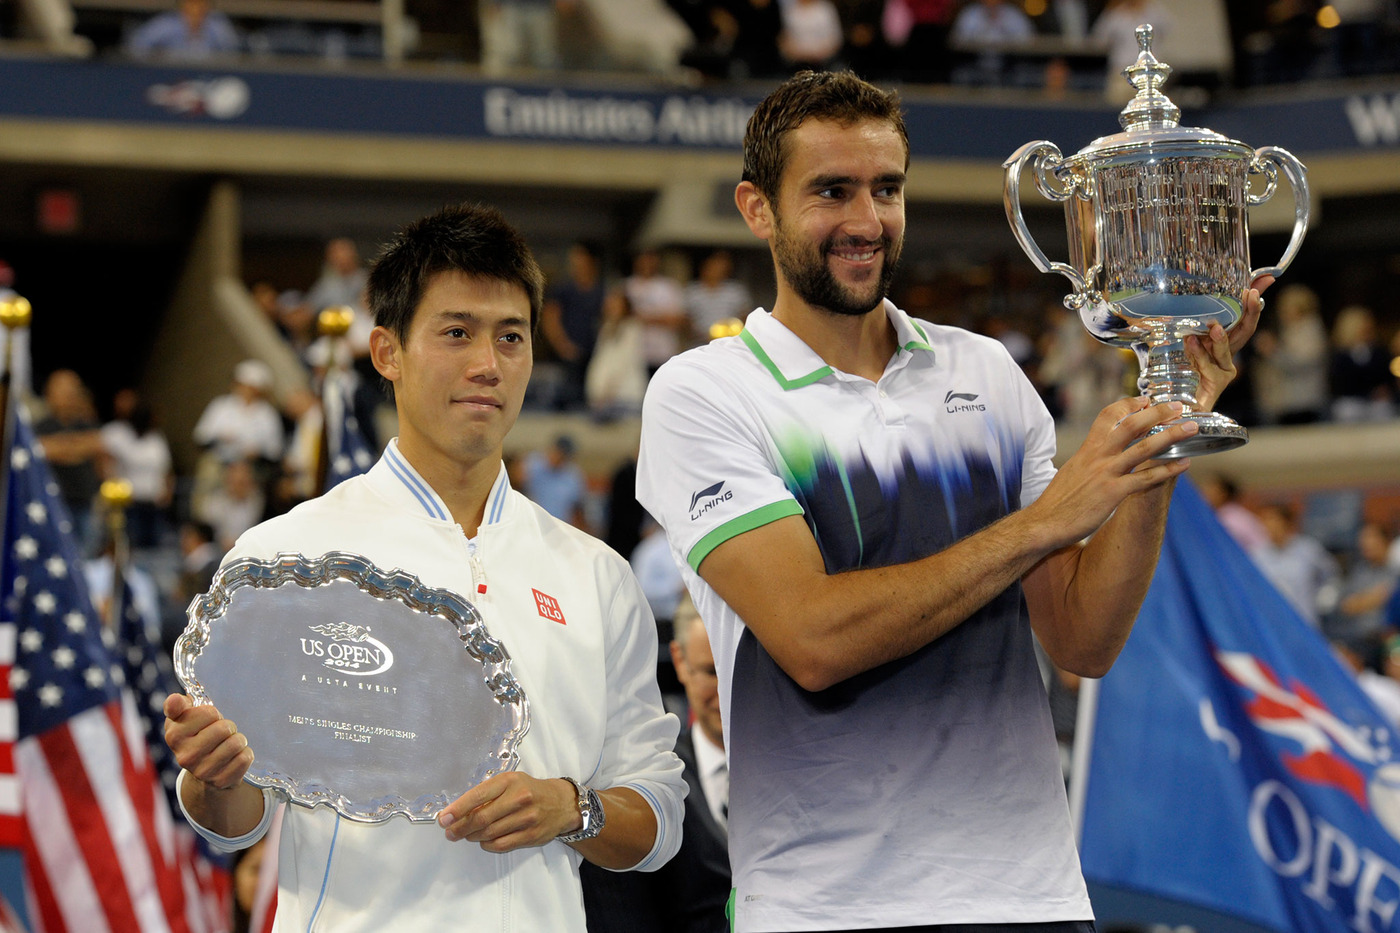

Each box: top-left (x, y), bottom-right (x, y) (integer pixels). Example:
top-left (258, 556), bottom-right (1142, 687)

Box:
top-left (1077, 480), bottom-right (1400, 933)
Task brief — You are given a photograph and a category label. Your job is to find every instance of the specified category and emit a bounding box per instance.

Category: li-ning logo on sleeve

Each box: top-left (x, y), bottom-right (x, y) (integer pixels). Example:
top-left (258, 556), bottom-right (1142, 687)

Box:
top-left (944, 390), bottom-right (986, 413)
top-left (689, 481), bottom-right (733, 521)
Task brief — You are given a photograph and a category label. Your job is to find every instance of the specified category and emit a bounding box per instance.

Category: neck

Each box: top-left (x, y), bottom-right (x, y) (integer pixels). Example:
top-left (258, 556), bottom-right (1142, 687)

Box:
top-left (393, 435), bottom-right (500, 537)
top-left (770, 292), bottom-right (898, 382)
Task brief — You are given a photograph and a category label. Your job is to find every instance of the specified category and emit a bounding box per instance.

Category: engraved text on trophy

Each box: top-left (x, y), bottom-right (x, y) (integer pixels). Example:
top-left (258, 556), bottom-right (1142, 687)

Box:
top-left (1095, 158), bottom-right (1250, 306)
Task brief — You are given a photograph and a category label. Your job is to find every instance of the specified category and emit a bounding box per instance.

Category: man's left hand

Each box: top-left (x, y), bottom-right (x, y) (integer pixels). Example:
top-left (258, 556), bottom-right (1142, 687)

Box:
top-left (438, 773), bottom-right (579, 852)
top-left (1186, 274), bottom-right (1273, 411)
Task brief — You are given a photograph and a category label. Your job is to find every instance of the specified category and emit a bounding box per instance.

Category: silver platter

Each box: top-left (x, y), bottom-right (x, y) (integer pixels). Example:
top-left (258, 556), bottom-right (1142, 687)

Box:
top-left (174, 551), bottom-right (530, 823)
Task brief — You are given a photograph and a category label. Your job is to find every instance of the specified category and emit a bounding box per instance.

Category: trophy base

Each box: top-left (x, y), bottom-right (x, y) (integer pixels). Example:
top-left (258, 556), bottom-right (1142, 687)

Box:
top-left (1145, 412), bottom-right (1248, 459)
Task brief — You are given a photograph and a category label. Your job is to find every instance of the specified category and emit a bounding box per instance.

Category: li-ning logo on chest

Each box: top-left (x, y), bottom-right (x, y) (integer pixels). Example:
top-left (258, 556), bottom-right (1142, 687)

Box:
top-left (944, 390), bottom-right (986, 413)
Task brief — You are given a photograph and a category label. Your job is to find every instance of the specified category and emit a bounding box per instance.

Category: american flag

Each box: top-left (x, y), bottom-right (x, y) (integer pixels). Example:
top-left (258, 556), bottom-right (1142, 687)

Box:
top-left (111, 573), bottom-right (231, 933)
top-left (1, 404), bottom-right (192, 932)
top-left (322, 374), bottom-right (375, 491)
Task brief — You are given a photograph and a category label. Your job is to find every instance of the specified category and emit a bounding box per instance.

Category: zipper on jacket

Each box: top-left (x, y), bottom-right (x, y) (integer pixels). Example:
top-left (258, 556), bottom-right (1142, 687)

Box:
top-left (498, 849), bottom-right (513, 932)
top-left (463, 530), bottom-right (489, 601)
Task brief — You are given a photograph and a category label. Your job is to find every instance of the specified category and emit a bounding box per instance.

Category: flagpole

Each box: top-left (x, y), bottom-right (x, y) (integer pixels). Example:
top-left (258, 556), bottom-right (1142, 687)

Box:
top-left (0, 294), bottom-right (33, 579)
top-left (0, 294), bottom-right (32, 933)
top-left (314, 306), bottom-right (354, 499)
top-left (1067, 674), bottom-right (1100, 846)
top-left (99, 478), bottom-right (134, 629)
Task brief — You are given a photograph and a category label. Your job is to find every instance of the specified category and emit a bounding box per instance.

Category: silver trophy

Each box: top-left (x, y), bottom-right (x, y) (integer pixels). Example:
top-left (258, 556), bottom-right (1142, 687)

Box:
top-left (175, 552), bottom-right (530, 823)
top-left (1004, 24), bottom-right (1309, 457)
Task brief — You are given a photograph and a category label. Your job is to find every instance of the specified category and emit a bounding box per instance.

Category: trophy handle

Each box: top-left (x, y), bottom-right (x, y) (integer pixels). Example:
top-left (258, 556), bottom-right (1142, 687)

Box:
top-left (1003, 141), bottom-right (1090, 300)
top-left (1248, 145), bottom-right (1310, 280)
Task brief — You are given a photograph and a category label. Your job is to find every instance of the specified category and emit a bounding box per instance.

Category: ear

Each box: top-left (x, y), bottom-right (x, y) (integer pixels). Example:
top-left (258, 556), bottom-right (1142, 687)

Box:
top-left (735, 181), bottom-right (774, 241)
top-left (669, 640), bottom-right (688, 685)
top-left (368, 325), bottom-right (400, 383)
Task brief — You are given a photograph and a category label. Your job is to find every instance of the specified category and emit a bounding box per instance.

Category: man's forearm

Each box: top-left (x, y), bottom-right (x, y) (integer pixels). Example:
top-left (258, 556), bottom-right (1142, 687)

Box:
top-left (705, 506), bottom-right (1065, 692)
top-left (565, 786), bottom-right (658, 871)
top-left (1032, 478), bottom-right (1177, 676)
top-left (179, 771), bottom-right (266, 839)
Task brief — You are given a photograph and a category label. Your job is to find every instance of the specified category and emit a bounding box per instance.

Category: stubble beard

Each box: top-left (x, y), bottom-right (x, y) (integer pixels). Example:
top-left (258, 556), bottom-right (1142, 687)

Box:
top-left (772, 218), bottom-right (903, 319)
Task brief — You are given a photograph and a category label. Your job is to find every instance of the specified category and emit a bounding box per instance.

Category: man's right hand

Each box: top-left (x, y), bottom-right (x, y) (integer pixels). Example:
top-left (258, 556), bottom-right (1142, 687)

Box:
top-left (164, 693), bottom-right (254, 791)
top-left (1026, 396), bottom-right (1195, 551)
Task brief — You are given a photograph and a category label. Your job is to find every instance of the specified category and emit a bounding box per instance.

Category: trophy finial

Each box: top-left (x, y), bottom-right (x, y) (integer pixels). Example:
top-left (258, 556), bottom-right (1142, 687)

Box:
top-left (1119, 22), bottom-right (1181, 131)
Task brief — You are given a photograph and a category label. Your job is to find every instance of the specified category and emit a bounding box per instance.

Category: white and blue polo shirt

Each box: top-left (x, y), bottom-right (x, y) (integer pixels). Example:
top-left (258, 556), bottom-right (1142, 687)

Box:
top-left (637, 302), bottom-right (1092, 930)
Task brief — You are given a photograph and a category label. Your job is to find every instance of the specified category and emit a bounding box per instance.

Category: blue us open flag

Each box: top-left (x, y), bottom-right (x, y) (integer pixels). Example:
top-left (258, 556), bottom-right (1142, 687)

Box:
top-left (1077, 480), bottom-right (1400, 932)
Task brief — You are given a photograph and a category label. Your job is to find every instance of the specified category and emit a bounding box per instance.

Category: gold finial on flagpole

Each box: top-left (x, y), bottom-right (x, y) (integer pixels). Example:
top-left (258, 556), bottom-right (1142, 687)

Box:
top-left (709, 317), bottom-right (744, 342)
top-left (100, 477), bottom-right (135, 513)
top-left (99, 478), bottom-right (135, 627)
top-left (0, 294), bottom-right (31, 331)
top-left (317, 305), bottom-right (354, 339)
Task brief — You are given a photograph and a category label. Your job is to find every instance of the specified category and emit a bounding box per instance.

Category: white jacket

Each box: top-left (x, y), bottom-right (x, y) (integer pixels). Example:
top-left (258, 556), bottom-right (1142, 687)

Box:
top-left (181, 440), bottom-right (685, 932)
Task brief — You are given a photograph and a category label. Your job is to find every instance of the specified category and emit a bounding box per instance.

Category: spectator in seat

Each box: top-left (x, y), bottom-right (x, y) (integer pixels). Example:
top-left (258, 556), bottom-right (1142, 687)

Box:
top-left (1329, 305), bottom-right (1395, 423)
top-left (541, 242), bottom-right (605, 411)
top-left (480, 0), bottom-right (567, 73)
top-left (34, 369), bottom-right (107, 555)
top-left (126, 0), bottom-right (240, 59)
top-left (684, 249), bottom-right (751, 345)
top-left (625, 249), bottom-right (690, 377)
top-left (778, 0), bottom-right (844, 71)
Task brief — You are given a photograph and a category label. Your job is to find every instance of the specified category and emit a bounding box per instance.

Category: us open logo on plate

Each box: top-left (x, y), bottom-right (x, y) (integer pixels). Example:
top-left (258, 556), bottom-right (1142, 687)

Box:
top-left (300, 622), bottom-right (395, 676)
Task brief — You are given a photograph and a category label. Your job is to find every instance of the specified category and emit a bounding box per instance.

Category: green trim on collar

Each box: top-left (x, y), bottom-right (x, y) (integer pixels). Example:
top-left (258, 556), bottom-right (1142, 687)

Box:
top-left (902, 319), bottom-right (935, 351)
top-left (687, 499), bottom-right (805, 572)
top-left (739, 328), bottom-right (832, 391)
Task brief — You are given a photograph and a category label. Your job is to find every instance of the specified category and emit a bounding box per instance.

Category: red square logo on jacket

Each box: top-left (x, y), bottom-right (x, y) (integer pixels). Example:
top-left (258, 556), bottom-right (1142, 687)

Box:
top-left (533, 588), bottom-right (566, 625)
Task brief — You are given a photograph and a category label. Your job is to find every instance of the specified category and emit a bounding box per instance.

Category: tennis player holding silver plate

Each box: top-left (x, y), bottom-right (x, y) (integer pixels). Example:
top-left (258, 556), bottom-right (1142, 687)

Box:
top-left (163, 204), bottom-right (685, 933)
top-left (174, 551), bottom-right (529, 823)
top-left (1004, 24), bottom-right (1309, 458)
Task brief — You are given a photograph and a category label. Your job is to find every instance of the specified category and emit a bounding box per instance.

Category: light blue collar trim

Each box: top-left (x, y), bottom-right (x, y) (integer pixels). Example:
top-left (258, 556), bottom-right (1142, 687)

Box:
top-left (374, 439), bottom-right (513, 527)
top-left (485, 462), bottom-right (511, 526)
top-left (380, 441), bottom-right (449, 521)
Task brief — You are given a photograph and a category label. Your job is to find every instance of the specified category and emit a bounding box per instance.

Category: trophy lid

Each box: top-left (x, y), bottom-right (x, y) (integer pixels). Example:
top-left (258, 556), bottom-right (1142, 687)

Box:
top-left (1076, 24), bottom-right (1237, 158)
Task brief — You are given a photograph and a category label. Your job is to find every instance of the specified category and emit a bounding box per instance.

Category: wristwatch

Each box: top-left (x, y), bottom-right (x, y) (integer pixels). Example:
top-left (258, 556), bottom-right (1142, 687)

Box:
top-left (556, 776), bottom-right (605, 843)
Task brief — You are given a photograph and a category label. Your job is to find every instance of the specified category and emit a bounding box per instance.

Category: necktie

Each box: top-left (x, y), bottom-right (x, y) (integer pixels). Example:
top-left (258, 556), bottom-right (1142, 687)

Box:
top-left (713, 760), bottom-right (729, 829)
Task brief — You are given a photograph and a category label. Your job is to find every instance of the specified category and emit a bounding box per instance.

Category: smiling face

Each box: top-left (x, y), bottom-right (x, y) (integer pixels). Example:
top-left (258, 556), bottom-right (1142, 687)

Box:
top-left (746, 117), bottom-right (906, 320)
top-left (370, 270), bottom-right (533, 474)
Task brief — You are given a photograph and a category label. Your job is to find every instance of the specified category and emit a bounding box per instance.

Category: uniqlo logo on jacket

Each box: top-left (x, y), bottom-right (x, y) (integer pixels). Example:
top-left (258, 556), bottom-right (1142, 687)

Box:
top-left (532, 588), bottom-right (566, 625)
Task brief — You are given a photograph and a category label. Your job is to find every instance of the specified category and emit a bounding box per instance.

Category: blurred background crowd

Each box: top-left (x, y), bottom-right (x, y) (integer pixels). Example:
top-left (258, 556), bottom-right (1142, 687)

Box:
top-left (4, 0), bottom-right (1399, 95)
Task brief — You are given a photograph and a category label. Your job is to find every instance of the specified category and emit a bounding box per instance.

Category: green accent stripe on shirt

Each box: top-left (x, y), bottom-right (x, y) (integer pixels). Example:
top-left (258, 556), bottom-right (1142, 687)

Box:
top-left (739, 328), bottom-right (831, 391)
top-left (904, 320), bottom-right (935, 351)
top-left (833, 455), bottom-right (865, 567)
top-left (687, 500), bottom-right (805, 572)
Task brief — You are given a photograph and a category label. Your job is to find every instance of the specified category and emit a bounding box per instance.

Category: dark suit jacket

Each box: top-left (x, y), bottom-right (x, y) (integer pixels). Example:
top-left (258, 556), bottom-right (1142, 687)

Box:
top-left (581, 726), bottom-right (731, 933)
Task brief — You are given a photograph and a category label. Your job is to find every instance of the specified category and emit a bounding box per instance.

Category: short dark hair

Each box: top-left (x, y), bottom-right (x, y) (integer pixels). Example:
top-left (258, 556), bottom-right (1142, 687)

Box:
top-left (367, 203), bottom-right (545, 343)
top-left (741, 70), bottom-right (909, 201)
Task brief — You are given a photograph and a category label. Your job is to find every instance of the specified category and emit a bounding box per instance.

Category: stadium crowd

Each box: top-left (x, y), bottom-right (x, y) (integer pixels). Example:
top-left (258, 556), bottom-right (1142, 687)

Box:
top-left (4, 0), bottom-right (1397, 93)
